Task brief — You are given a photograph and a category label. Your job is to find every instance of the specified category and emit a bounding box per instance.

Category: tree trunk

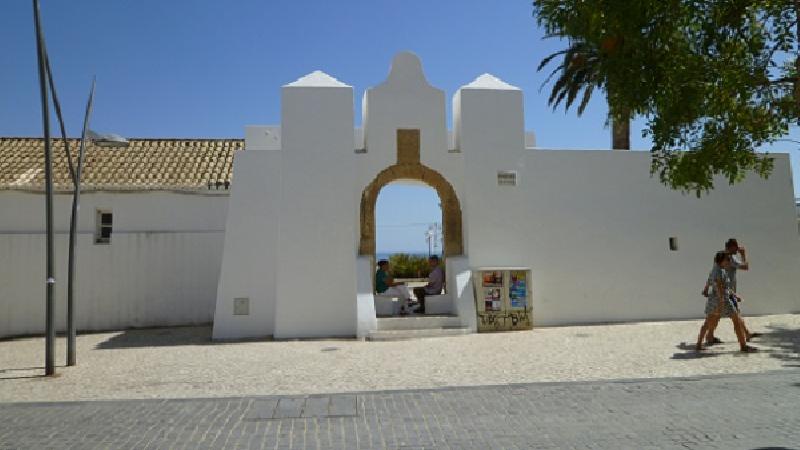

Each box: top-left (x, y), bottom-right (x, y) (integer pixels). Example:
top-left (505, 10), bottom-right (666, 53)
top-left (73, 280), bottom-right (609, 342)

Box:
top-left (611, 109), bottom-right (631, 150)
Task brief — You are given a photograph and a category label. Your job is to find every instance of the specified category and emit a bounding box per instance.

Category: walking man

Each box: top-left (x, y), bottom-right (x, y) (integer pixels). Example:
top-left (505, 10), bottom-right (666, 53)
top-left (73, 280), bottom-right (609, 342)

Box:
top-left (696, 251), bottom-right (757, 352)
top-left (702, 238), bottom-right (760, 343)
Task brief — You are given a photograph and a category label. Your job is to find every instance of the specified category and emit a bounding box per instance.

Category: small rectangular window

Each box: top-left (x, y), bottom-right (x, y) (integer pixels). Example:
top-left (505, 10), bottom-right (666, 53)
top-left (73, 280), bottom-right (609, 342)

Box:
top-left (669, 237), bottom-right (678, 251)
top-left (95, 210), bottom-right (113, 244)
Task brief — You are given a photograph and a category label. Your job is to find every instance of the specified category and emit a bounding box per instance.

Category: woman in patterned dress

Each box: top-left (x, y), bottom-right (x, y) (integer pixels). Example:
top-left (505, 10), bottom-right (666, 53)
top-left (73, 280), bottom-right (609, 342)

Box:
top-left (695, 252), bottom-right (757, 352)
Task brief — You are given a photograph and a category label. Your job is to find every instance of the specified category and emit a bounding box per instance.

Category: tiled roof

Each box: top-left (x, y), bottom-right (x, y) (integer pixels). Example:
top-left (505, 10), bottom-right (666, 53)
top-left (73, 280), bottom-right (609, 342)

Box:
top-left (0, 137), bottom-right (244, 192)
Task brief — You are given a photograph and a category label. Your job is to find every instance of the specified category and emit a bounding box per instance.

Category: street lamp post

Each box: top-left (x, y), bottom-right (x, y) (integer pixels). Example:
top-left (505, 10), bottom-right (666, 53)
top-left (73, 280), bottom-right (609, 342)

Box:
top-left (425, 223), bottom-right (441, 257)
top-left (65, 129), bottom-right (128, 365)
top-left (32, 0), bottom-right (56, 376)
top-left (425, 226), bottom-right (433, 257)
top-left (66, 80), bottom-right (96, 366)
top-left (32, 0), bottom-right (127, 370)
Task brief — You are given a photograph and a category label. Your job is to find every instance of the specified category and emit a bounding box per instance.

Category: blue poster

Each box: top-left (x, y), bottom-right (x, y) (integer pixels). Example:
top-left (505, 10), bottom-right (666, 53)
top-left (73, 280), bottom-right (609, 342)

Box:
top-left (509, 271), bottom-right (527, 309)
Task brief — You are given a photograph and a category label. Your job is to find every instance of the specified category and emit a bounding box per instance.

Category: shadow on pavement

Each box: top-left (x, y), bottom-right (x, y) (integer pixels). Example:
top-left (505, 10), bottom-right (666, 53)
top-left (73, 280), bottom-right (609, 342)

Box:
top-left (94, 326), bottom-right (364, 350)
top-left (756, 324), bottom-right (800, 367)
top-left (671, 342), bottom-right (721, 359)
top-left (671, 342), bottom-right (771, 359)
top-left (0, 366), bottom-right (61, 380)
top-left (94, 326), bottom-right (223, 349)
top-left (671, 324), bottom-right (800, 363)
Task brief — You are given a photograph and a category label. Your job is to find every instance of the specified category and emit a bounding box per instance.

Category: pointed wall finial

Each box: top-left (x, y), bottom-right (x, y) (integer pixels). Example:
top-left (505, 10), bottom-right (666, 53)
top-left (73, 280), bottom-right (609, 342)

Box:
top-left (462, 73), bottom-right (519, 90)
top-left (285, 70), bottom-right (350, 87)
top-left (382, 51), bottom-right (432, 90)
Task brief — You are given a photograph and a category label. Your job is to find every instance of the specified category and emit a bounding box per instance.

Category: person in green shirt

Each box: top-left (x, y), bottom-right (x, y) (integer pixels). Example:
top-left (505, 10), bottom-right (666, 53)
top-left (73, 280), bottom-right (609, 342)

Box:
top-left (375, 260), bottom-right (413, 315)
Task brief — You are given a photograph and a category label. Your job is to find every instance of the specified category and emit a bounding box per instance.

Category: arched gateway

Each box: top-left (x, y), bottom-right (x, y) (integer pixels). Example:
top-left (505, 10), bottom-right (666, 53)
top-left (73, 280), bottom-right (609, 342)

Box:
top-left (212, 51), bottom-right (797, 342)
top-left (359, 129), bottom-right (463, 257)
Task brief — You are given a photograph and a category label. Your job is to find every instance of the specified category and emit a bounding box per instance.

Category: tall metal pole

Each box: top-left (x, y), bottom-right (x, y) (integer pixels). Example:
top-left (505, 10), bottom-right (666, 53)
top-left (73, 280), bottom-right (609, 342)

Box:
top-left (33, 0), bottom-right (56, 376)
top-left (426, 225), bottom-right (433, 257)
top-left (67, 79), bottom-right (95, 366)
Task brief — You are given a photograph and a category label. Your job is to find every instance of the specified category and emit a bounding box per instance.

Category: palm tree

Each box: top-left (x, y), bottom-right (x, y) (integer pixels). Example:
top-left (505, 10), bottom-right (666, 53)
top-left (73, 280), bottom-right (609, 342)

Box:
top-left (538, 38), bottom-right (631, 150)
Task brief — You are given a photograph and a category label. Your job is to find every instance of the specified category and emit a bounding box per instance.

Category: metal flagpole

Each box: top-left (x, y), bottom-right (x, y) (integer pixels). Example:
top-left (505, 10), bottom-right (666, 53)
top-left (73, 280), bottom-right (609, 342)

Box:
top-left (32, 0), bottom-right (56, 376)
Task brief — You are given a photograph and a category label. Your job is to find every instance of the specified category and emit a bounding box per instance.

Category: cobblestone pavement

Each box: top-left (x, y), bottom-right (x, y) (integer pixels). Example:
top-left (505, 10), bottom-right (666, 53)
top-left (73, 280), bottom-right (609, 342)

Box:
top-left (1, 371), bottom-right (798, 450)
top-left (2, 314), bottom-right (799, 402)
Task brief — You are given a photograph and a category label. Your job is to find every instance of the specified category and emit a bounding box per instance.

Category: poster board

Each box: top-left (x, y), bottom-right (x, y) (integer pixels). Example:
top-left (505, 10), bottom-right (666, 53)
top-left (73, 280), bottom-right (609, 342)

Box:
top-left (473, 268), bottom-right (533, 332)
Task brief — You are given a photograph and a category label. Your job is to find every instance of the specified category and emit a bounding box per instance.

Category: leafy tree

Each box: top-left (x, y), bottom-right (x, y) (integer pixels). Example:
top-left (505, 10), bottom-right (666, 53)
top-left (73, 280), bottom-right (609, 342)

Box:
top-left (387, 253), bottom-right (431, 279)
top-left (533, 0), bottom-right (799, 195)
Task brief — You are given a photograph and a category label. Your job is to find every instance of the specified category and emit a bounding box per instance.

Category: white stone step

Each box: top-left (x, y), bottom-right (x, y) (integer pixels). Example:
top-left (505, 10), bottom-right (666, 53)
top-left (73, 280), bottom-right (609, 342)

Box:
top-left (366, 327), bottom-right (471, 341)
top-left (376, 314), bottom-right (462, 331)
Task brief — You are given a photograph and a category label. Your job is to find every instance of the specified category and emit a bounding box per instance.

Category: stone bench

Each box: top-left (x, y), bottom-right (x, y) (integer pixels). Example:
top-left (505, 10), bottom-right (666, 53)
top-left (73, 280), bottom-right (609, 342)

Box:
top-left (374, 294), bottom-right (401, 316)
top-left (374, 293), bottom-right (453, 316)
top-left (423, 293), bottom-right (453, 315)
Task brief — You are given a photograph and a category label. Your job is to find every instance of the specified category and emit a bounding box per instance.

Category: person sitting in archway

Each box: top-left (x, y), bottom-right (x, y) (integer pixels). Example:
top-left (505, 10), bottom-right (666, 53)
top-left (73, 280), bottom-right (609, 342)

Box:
top-left (412, 255), bottom-right (444, 315)
top-left (375, 260), bottom-right (413, 315)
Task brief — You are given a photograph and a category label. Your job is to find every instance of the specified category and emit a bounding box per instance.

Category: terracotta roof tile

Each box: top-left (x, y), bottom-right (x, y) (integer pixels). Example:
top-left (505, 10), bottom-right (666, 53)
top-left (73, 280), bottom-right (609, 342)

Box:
top-left (0, 137), bottom-right (244, 192)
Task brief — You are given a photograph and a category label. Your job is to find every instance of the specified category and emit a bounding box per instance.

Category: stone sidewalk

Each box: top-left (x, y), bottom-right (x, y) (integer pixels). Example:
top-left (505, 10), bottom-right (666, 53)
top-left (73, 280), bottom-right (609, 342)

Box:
top-left (1, 370), bottom-right (799, 449)
top-left (1, 314), bottom-right (799, 402)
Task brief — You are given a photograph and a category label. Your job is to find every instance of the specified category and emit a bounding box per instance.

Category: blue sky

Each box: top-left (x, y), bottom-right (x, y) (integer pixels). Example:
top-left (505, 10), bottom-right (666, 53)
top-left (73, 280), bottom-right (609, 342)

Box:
top-left (376, 184), bottom-right (442, 254)
top-left (1, 0), bottom-right (798, 253)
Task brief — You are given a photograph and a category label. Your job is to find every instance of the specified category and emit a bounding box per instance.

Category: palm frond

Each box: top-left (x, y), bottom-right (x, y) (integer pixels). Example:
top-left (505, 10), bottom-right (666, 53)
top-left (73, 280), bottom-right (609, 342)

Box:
top-left (538, 38), bottom-right (604, 116)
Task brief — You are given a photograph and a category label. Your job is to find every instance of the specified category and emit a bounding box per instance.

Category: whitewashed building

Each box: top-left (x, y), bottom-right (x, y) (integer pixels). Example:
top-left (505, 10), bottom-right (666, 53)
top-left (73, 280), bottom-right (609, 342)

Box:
top-left (2, 52), bottom-right (799, 340)
top-left (0, 138), bottom-right (242, 337)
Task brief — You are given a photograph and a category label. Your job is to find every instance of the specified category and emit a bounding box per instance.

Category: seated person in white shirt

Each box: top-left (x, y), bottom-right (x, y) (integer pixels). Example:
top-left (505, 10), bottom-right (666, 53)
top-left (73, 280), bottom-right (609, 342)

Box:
top-left (375, 260), bottom-right (413, 315)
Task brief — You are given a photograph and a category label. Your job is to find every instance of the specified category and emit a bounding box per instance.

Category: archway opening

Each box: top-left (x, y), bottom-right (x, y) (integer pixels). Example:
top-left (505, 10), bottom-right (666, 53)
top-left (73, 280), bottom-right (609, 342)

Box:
top-left (375, 181), bottom-right (443, 278)
top-left (359, 163), bottom-right (463, 258)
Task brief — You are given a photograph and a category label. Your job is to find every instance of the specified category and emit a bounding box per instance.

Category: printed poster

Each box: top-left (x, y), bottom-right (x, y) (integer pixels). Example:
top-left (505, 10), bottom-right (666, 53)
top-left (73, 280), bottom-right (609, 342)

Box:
top-left (509, 270), bottom-right (527, 309)
top-left (482, 271), bottom-right (503, 287)
top-left (483, 287), bottom-right (502, 312)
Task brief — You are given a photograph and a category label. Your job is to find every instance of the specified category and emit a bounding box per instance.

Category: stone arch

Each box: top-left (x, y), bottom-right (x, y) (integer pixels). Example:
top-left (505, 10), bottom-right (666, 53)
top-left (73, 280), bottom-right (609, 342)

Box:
top-left (359, 163), bottom-right (463, 257)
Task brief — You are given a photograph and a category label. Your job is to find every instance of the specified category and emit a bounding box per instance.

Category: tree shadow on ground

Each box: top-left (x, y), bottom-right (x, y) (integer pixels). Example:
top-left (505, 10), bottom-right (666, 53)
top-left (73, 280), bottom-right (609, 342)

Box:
top-left (754, 324), bottom-right (800, 367)
top-left (671, 324), bottom-right (800, 364)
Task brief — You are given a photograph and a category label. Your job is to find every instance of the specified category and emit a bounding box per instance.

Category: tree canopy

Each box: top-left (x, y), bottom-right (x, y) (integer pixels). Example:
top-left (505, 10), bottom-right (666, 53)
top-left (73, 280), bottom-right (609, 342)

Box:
top-left (533, 0), bottom-right (799, 195)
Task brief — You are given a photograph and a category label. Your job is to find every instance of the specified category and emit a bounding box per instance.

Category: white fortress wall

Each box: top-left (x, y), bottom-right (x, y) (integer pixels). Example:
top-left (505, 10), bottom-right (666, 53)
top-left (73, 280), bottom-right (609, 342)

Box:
top-left (209, 51), bottom-right (800, 339)
top-left (456, 76), bottom-right (800, 325)
top-left (457, 100), bottom-right (800, 324)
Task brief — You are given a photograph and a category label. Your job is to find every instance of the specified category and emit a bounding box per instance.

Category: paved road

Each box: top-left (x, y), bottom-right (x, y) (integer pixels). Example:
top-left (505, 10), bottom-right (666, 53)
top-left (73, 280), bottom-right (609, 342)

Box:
top-left (1, 371), bottom-right (799, 450)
